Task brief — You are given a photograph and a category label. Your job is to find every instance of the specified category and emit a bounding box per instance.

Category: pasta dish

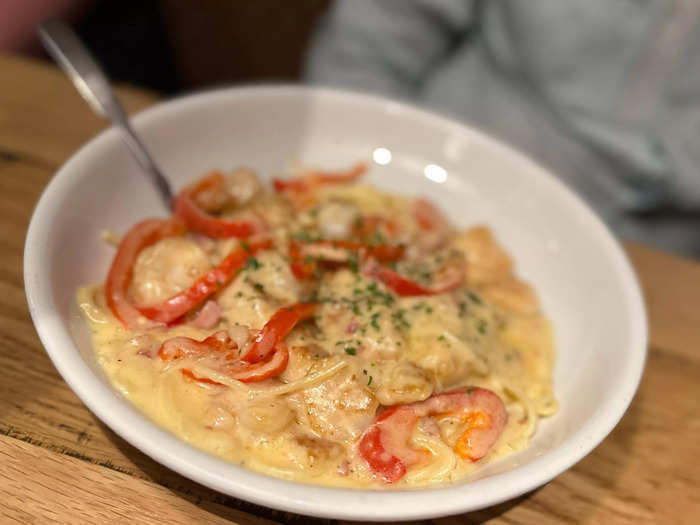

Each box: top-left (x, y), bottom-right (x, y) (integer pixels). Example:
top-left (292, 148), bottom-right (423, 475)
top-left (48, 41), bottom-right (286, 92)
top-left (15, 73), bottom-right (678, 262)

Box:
top-left (77, 162), bottom-right (557, 487)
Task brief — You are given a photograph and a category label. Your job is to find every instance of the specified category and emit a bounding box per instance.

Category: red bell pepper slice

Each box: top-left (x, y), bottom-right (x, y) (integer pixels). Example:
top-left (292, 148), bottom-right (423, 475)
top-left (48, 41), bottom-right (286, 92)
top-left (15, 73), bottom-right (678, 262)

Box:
top-left (357, 424), bottom-right (406, 483)
top-left (241, 302), bottom-right (317, 363)
top-left (158, 330), bottom-right (232, 360)
top-left (159, 330), bottom-right (289, 383)
top-left (180, 368), bottom-right (225, 386)
top-left (105, 218), bottom-right (187, 329)
top-left (222, 341), bottom-right (290, 383)
top-left (179, 345), bottom-right (289, 384)
top-left (362, 257), bottom-right (464, 297)
top-left (138, 239), bottom-right (272, 324)
top-left (352, 215), bottom-right (399, 241)
top-left (413, 198), bottom-right (448, 231)
top-left (359, 387), bottom-right (508, 483)
top-left (288, 240), bottom-right (405, 280)
top-left (273, 162), bottom-right (367, 192)
top-left (174, 171), bottom-right (260, 238)
top-left (289, 240), bottom-right (317, 280)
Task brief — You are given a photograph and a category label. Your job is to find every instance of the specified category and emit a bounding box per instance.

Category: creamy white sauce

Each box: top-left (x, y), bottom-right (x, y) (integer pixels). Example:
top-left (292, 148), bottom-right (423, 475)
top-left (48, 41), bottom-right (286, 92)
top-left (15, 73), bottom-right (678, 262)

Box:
top-left (77, 174), bottom-right (556, 488)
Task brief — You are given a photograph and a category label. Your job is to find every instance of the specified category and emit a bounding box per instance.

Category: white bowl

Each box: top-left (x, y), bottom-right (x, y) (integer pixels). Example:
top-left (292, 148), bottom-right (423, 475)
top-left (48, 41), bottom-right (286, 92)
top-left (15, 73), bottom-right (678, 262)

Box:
top-left (24, 86), bottom-right (647, 521)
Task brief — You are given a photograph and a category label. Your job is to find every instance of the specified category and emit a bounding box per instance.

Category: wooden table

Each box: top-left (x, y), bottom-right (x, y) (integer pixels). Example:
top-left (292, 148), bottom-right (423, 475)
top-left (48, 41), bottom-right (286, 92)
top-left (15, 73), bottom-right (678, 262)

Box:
top-left (1, 54), bottom-right (698, 525)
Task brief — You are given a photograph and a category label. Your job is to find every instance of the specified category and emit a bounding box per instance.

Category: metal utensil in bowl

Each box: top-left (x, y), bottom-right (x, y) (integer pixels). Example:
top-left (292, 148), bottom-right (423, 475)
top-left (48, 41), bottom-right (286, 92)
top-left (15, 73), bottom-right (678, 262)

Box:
top-left (38, 19), bottom-right (174, 210)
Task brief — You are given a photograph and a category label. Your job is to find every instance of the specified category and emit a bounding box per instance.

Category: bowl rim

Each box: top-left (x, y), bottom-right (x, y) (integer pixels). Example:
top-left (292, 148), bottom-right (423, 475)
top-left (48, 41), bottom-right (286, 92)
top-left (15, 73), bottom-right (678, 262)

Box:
top-left (24, 84), bottom-right (647, 521)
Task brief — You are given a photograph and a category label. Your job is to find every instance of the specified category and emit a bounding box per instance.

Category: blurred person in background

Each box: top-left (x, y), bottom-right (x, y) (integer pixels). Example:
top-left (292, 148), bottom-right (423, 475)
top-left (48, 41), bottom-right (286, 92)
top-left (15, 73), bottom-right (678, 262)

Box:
top-left (3, 0), bottom-right (698, 255)
top-left (306, 0), bottom-right (700, 256)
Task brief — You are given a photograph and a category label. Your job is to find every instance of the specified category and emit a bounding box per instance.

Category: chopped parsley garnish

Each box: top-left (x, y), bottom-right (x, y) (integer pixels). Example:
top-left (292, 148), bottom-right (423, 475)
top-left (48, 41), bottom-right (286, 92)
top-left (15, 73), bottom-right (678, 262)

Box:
top-left (477, 319), bottom-right (487, 334)
top-left (391, 309), bottom-right (410, 329)
top-left (458, 301), bottom-right (467, 317)
top-left (369, 231), bottom-right (387, 245)
top-left (364, 281), bottom-right (395, 307)
top-left (347, 252), bottom-right (359, 273)
top-left (367, 375), bottom-right (373, 386)
top-left (240, 240), bottom-right (251, 253)
top-left (253, 282), bottom-right (265, 293)
top-left (290, 231), bottom-right (318, 242)
top-left (245, 257), bottom-right (262, 270)
top-left (468, 292), bottom-right (482, 304)
top-left (466, 387), bottom-right (474, 395)
top-left (316, 281), bottom-right (394, 317)
top-left (370, 312), bottom-right (381, 331)
top-left (335, 339), bottom-right (361, 353)
top-left (437, 334), bottom-right (447, 342)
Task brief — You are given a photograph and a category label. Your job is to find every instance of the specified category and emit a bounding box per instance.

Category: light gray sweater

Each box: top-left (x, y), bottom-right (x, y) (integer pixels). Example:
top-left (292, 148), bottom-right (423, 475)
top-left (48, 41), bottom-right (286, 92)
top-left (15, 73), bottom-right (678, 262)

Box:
top-left (306, 0), bottom-right (700, 255)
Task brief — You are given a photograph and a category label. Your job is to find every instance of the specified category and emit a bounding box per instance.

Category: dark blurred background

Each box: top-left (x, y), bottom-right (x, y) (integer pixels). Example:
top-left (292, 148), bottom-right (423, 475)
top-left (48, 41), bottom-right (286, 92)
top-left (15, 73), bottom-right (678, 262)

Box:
top-left (5, 0), bottom-right (699, 256)
top-left (16, 0), bottom-right (329, 93)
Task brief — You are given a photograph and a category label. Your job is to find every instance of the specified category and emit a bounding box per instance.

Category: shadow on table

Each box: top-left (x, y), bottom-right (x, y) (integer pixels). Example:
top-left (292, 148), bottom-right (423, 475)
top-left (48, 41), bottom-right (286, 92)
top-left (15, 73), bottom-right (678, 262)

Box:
top-left (101, 416), bottom-right (539, 525)
top-left (97, 418), bottom-right (294, 524)
top-left (560, 363), bottom-right (648, 525)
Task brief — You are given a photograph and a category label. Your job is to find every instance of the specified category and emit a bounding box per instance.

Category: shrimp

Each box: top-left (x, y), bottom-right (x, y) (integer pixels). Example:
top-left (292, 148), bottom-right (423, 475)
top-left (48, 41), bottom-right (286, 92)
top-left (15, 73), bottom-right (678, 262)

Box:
top-left (288, 366), bottom-right (379, 442)
top-left (129, 237), bottom-right (210, 306)
top-left (358, 387), bottom-right (507, 483)
top-left (452, 226), bottom-right (513, 286)
top-left (317, 200), bottom-right (360, 239)
top-left (195, 167), bottom-right (263, 212)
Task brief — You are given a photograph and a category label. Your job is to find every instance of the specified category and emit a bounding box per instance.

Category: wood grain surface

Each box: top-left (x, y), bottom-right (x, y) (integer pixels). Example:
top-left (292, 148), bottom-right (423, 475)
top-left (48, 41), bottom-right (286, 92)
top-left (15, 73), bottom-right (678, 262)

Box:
top-left (1, 54), bottom-right (698, 525)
